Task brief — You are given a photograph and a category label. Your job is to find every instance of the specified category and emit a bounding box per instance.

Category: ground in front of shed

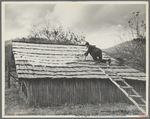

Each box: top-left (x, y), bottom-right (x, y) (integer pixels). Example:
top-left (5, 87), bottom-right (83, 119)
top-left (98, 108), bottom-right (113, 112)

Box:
top-left (5, 76), bottom-right (143, 116)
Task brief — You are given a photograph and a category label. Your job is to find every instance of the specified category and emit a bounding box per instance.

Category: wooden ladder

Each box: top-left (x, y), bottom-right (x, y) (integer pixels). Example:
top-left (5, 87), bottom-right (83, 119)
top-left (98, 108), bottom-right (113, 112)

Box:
top-left (98, 64), bottom-right (146, 114)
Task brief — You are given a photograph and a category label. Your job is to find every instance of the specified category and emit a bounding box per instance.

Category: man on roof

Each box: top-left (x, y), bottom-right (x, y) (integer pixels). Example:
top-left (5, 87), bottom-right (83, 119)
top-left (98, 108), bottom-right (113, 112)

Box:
top-left (84, 42), bottom-right (111, 65)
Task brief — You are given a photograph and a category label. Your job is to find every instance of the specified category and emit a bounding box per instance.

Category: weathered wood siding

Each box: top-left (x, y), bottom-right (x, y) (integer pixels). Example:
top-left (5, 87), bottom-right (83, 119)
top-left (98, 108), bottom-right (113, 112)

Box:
top-left (19, 78), bottom-right (146, 106)
top-left (125, 79), bottom-right (146, 100)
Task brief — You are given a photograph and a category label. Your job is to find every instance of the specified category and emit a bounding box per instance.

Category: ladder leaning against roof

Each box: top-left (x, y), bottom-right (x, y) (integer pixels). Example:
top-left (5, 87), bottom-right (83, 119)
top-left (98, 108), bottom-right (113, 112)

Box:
top-left (98, 63), bottom-right (146, 114)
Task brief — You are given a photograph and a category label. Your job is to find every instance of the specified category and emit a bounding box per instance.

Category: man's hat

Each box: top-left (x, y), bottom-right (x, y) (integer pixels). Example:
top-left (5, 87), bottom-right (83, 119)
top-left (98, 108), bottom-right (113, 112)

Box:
top-left (85, 42), bottom-right (89, 46)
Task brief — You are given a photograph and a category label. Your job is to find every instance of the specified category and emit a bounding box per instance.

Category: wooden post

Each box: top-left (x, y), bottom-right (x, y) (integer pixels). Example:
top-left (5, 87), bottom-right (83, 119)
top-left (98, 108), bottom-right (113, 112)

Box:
top-left (7, 62), bottom-right (10, 88)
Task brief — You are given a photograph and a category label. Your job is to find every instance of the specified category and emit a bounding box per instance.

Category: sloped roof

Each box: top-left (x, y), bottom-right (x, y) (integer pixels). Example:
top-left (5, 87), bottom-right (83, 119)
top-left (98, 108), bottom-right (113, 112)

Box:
top-left (12, 42), bottom-right (107, 79)
top-left (12, 42), bottom-right (146, 81)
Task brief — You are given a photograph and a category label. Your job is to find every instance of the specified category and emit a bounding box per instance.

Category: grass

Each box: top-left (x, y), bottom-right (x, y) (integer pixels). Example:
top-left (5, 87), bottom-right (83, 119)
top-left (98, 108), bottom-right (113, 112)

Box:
top-left (5, 84), bottom-right (142, 116)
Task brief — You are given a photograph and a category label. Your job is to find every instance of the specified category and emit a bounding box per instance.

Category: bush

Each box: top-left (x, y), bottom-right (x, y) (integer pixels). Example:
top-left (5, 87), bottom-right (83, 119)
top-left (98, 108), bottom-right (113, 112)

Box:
top-left (133, 38), bottom-right (146, 44)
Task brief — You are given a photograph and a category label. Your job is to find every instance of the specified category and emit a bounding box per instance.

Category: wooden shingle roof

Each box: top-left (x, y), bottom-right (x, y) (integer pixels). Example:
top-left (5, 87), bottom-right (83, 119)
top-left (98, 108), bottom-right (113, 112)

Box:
top-left (12, 42), bottom-right (107, 79)
top-left (12, 42), bottom-right (146, 81)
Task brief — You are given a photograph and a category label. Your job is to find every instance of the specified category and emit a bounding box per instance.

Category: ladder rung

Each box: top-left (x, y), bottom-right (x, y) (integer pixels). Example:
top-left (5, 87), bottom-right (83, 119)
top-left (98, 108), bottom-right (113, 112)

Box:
top-left (113, 79), bottom-right (124, 81)
top-left (129, 95), bottom-right (142, 98)
top-left (105, 71), bottom-right (113, 73)
top-left (108, 73), bottom-right (117, 76)
top-left (100, 66), bottom-right (111, 68)
top-left (120, 86), bottom-right (133, 89)
top-left (139, 105), bottom-right (146, 107)
top-left (111, 76), bottom-right (120, 79)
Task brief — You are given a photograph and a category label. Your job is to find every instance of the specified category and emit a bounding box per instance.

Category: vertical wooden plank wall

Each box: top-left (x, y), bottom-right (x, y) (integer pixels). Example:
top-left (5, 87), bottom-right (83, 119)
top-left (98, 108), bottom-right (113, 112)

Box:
top-left (22, 79), bottom-right (146, 106)
top-left (125, 79), bottom-right (146, 100)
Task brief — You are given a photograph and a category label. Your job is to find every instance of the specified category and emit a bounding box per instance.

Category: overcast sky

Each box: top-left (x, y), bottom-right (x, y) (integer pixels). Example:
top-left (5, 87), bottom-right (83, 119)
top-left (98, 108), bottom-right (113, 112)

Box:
top-left (3, 2), bottom-right (147, 49)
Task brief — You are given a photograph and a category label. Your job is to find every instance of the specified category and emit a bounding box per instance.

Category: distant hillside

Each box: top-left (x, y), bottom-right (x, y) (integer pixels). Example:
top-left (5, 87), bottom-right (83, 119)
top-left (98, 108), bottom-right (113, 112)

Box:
top-left (103, 40), bottom-right (146, 73)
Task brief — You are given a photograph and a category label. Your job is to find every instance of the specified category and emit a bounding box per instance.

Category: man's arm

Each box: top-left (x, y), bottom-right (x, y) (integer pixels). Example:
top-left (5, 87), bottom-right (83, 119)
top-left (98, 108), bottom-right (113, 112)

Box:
top-left (84, 45), bottom-right (94, 56)
top-left (84, 51), bottom-right (88, 56)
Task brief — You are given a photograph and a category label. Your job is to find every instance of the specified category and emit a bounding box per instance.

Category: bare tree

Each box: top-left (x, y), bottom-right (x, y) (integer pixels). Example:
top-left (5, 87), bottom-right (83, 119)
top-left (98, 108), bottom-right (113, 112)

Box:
top-left (111, 11), bottom-right (146, 72)
top-left (128, 11), bottom-right (146, 40)
top-left (29, 21), bottom-right (86, 45)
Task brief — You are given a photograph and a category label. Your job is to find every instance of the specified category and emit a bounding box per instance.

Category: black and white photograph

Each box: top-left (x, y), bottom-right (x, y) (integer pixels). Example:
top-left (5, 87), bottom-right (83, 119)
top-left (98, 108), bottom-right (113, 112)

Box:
top-left (2, 1), bottom-right (149, 118)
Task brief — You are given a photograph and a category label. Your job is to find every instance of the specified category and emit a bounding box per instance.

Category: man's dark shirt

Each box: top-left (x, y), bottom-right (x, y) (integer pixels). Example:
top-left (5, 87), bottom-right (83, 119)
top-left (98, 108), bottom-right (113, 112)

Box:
top-left (85, 45), bottom-right (102, 56)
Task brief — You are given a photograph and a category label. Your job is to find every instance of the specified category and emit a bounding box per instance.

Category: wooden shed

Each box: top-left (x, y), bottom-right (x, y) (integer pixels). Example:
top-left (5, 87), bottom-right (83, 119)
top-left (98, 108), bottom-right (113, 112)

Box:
top-left (12, 42), bottom-right (146, 107)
